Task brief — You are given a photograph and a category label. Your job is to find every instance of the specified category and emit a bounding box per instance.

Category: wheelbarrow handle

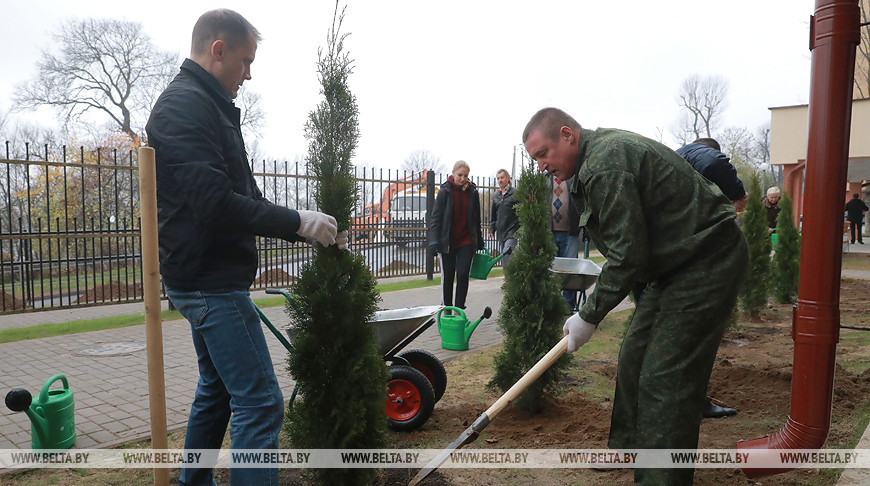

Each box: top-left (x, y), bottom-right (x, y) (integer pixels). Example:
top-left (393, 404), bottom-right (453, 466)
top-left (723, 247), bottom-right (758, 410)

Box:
top-left (256, 306), bottom-right (294, 352)
top-left (265, 288), bottom-right (295, 302)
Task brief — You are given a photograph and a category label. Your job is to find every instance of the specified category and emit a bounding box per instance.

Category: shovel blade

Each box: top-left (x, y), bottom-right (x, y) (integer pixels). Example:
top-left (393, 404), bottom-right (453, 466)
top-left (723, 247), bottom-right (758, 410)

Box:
top-left (408, 413), bottom-right (490, 486)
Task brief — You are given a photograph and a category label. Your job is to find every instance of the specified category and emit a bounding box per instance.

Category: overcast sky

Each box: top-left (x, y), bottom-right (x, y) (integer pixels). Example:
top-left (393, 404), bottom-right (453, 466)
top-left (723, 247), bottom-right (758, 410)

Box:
top-left (2, 1), bottom-right (815, 178)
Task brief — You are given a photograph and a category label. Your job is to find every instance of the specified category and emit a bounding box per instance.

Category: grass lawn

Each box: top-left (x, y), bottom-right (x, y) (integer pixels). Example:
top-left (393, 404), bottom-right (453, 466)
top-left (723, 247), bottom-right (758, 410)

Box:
top-left (0, 273), bottom-right (486, 344)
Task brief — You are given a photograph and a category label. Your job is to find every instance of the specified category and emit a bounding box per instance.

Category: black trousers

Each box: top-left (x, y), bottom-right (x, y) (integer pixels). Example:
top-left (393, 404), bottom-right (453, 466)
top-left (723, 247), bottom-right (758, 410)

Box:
top-left (849, 219), bottom-right (864, 243)
top-left (439, 244), bottom-right (474, 309)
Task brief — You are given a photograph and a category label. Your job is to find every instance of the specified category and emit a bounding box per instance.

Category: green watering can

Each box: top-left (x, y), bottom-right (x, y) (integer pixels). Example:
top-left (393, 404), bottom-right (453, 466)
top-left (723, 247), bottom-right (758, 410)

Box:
top-left (470, 252), bottom-right (505, 280)
top-left (437, 306), bottom-right (492, 351)
top-left (5, 374), bottom-right (76, 450)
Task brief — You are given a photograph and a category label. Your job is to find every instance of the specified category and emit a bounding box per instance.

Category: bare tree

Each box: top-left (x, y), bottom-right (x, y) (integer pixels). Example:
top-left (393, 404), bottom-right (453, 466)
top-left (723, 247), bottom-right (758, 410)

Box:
top-left (672, 74), bottom-right (729, 143)
top-left (402, 149), bottom-right (445, 175)
top-left (13, 18), bottom-right (179, 142)
top-left (855, 0), bottom-right (870, 99)
top-left (237, 86), bottom-right (266, 141)
top-left (718, 126), bottom-right (757, 166)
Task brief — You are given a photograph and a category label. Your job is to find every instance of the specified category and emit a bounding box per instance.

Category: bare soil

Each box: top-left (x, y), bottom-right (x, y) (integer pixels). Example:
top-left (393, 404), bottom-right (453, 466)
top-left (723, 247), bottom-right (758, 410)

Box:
top-left (1, 292), bottom-right (25, 311)
top-left (386, 277), bottom-right (870, 486)
top-left (74, 280), bottom-right (143, 303)
top-left (254, 268), bottom-right (295, 287)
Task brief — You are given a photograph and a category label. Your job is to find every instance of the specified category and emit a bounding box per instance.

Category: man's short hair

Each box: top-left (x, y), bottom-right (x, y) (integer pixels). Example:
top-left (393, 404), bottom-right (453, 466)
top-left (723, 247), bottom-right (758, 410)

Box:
top-left (522, 107), bottom-right (582, 143)
top-left (191, 9), bottom-right (262, 57)
top-left (496, 169), bottom-right (511, 179)
top-left (693, 137), bottom-right (721, 151)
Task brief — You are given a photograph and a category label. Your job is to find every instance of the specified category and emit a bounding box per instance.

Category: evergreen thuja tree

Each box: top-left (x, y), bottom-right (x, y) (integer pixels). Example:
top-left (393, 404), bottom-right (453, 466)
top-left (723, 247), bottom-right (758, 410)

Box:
top-left (772, 191), bottom-right (800, 304)
top-left (488, 162), bottom-right (570, 412)
top-left (740, 174), bottom-right (771, 319)
top-left (285, 5), bottom-right (387, 485)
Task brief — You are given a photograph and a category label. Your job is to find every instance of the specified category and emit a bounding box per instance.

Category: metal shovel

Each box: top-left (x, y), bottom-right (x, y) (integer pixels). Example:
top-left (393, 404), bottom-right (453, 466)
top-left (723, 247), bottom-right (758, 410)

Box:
top-left (408, 335), bottom-right (570, 485)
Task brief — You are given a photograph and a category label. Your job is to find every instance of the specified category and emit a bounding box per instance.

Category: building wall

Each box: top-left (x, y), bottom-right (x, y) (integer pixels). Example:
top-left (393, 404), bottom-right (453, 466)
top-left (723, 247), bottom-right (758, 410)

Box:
top-left (855, 0), bottom-right (869, 98)
top-left (769, 99), bottom-right (870, 222)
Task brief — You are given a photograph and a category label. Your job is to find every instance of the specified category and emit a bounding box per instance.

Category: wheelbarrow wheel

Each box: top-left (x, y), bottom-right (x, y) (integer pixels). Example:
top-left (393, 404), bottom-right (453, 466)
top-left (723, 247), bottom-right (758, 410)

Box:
top-left (397, 349), bottom-right (447, 402)
top-left (386, 365), bottom-right (435, 431)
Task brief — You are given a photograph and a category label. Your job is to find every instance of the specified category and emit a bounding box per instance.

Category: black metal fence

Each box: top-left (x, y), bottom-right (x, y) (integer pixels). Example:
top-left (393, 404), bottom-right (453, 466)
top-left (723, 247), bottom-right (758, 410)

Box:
top-left (1, 143), bottom-right (514, 314)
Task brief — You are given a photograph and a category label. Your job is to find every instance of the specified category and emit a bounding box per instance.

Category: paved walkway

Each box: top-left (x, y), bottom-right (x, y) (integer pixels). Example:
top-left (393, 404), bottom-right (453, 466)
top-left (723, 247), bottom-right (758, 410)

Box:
top-left (0, 274), bottom-right (632, 459)
top-left (0, 277), bottom-right (501, 451)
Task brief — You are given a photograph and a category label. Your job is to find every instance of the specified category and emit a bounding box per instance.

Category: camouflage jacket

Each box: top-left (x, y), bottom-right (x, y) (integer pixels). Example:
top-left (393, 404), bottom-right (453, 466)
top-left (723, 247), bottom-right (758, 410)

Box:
top-left (572, 128), bottom-right (739, 324)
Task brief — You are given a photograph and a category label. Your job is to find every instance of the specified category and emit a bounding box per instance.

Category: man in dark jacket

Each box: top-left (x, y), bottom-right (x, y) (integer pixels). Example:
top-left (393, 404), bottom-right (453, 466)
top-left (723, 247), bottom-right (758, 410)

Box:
top-left (145, 9), bottom-right (341, 486)
top-left (489, 169), bottom-right (519, 267)
top-left (677, 138), bottom-right (749, 212)
top-left (845, 193), bottom-right (869, 244)
top-left (667, 138), bottom-right (748, 418)
top-left (524, 107), bottom-right (747, 486)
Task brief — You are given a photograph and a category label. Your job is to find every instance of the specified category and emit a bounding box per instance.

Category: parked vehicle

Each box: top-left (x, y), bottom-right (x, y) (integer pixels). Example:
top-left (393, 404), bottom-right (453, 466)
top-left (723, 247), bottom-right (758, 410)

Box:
top-left (388, 188), bottom-right (434, 244)
top-left (351, 203), bottom-right (381, 240)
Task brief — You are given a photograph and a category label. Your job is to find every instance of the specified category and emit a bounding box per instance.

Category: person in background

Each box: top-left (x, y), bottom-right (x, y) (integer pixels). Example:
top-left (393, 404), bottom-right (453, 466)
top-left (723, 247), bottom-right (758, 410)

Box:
top-left (845, 193), bottom-right (869, 244)
top-left (428, 160), bottom-right (485, 311)
top-left (764, 187), bottom-right (782, 232)
top-left (523, 107), bottom-right (747, 486)
top-left (677, 137), bottom-right (749, 212)
top-left (548, 172), bottom-right (582, 309)
top-left (673, 137), bottom-right (749, 419)
top-left (146, 9), bottom-right (343, 485)
top-left (489, 168), bottom-right (519, 267)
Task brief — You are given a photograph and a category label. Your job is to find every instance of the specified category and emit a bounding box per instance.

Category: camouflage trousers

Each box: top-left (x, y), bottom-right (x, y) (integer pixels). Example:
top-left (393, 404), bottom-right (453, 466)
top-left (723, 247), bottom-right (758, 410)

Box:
top-left (608, 233), bottom-right (748, 485)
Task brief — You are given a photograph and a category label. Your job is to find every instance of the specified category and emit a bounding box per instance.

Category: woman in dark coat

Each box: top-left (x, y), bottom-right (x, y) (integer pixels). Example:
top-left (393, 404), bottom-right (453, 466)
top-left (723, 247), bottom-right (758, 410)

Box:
top-left (427, 160), bottom-right (485, 310)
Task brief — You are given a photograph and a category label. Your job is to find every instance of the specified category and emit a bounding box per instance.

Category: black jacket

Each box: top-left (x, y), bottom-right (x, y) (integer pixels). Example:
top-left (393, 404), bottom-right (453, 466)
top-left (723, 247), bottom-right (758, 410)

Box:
top-left (145, 59), bottom-right (302, 291)
top-left (676, 143), bottom-right (746, 201)
top-left (845, 197), bottom-right (869, 222)
top-left (428, 179), bottom-right (485, 253)
top-left (489, 185), bottom-right (519, 242)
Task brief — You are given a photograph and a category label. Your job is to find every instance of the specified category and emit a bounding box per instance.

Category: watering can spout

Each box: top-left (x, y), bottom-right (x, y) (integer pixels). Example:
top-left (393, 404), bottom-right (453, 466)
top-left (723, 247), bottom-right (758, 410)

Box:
top-left (465, 306), bottom-right (492, 342)
top-left (26, 407), bottom-right (52, 448)
top-left (5, 388), bottom-right (50, 448)
top-left (5, 374), bottom-right (76, 450)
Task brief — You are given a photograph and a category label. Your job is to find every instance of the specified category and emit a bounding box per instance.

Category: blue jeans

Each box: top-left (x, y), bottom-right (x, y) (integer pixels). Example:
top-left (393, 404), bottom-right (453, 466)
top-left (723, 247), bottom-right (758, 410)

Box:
top-left (165, 287), bottom-right (284, 486)
top-left (553, 231), bottom-right (581, 309)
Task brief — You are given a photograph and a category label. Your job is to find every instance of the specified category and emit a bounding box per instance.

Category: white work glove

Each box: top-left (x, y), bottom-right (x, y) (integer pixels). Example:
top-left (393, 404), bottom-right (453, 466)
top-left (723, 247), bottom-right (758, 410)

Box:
top-left (297, 210), bottom-right (338, 246)
top-left (563, 313), bottom-right (596, 353)
top-left (335, 230), bottom-right (348, 251)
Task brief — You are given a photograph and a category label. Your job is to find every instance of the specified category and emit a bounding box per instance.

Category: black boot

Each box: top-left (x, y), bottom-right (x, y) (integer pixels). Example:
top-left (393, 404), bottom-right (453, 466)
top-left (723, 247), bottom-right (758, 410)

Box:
top-left (703, 398), bottom-right (737, 418)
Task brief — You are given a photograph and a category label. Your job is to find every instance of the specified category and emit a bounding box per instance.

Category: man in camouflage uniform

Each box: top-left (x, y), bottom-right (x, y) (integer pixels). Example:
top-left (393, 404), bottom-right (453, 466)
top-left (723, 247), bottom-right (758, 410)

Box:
top-left (522, 107), bottom-right (747, 485)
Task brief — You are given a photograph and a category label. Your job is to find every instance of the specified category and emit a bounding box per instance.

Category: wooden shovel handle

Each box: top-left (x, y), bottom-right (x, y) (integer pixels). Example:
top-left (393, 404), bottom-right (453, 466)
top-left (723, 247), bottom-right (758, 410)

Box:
top-left (484, 335), bottom-right (569, 418)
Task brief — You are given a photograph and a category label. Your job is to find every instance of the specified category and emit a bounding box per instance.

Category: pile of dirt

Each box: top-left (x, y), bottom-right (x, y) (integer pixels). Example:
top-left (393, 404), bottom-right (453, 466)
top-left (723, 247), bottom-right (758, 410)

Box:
top-left (75, 281), bottom-right (143, 303)
top-left (1, 292), bottom-right (26, 311)
top-left (392, 278), bottom-right (870, 486)
top-left (253, 268), bottom-right (294, 287)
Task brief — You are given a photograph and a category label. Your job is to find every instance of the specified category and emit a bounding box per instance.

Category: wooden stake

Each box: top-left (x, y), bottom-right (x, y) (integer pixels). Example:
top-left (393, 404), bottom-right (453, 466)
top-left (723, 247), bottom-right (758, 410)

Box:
top-left (138, 147), bottom-right (169, 486)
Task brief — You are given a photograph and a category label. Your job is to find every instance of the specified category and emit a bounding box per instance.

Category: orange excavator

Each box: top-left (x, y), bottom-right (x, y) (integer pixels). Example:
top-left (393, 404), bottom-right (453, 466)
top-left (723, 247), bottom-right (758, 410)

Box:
top-left (351, 170), bottom-right (431, 242)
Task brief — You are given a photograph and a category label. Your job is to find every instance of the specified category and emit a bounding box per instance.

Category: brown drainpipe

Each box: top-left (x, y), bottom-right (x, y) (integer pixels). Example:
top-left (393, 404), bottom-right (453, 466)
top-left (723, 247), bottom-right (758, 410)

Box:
top-left (737, 0), bottom-right (860, 479)
top-left (785, 161), bottom-right (806, 224)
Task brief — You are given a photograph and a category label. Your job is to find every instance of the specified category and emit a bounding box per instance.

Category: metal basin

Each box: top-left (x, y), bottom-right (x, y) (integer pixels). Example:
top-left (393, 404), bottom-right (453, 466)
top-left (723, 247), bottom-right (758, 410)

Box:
top-left (283, 305), bottom-right (442, 356)
top-left (550, 257), bottom-right (602, 291)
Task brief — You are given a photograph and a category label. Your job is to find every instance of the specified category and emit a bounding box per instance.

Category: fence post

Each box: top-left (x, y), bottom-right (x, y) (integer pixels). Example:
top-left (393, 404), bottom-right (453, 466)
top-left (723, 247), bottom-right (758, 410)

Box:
top-left (426, 170), bottom-right (436, 280)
